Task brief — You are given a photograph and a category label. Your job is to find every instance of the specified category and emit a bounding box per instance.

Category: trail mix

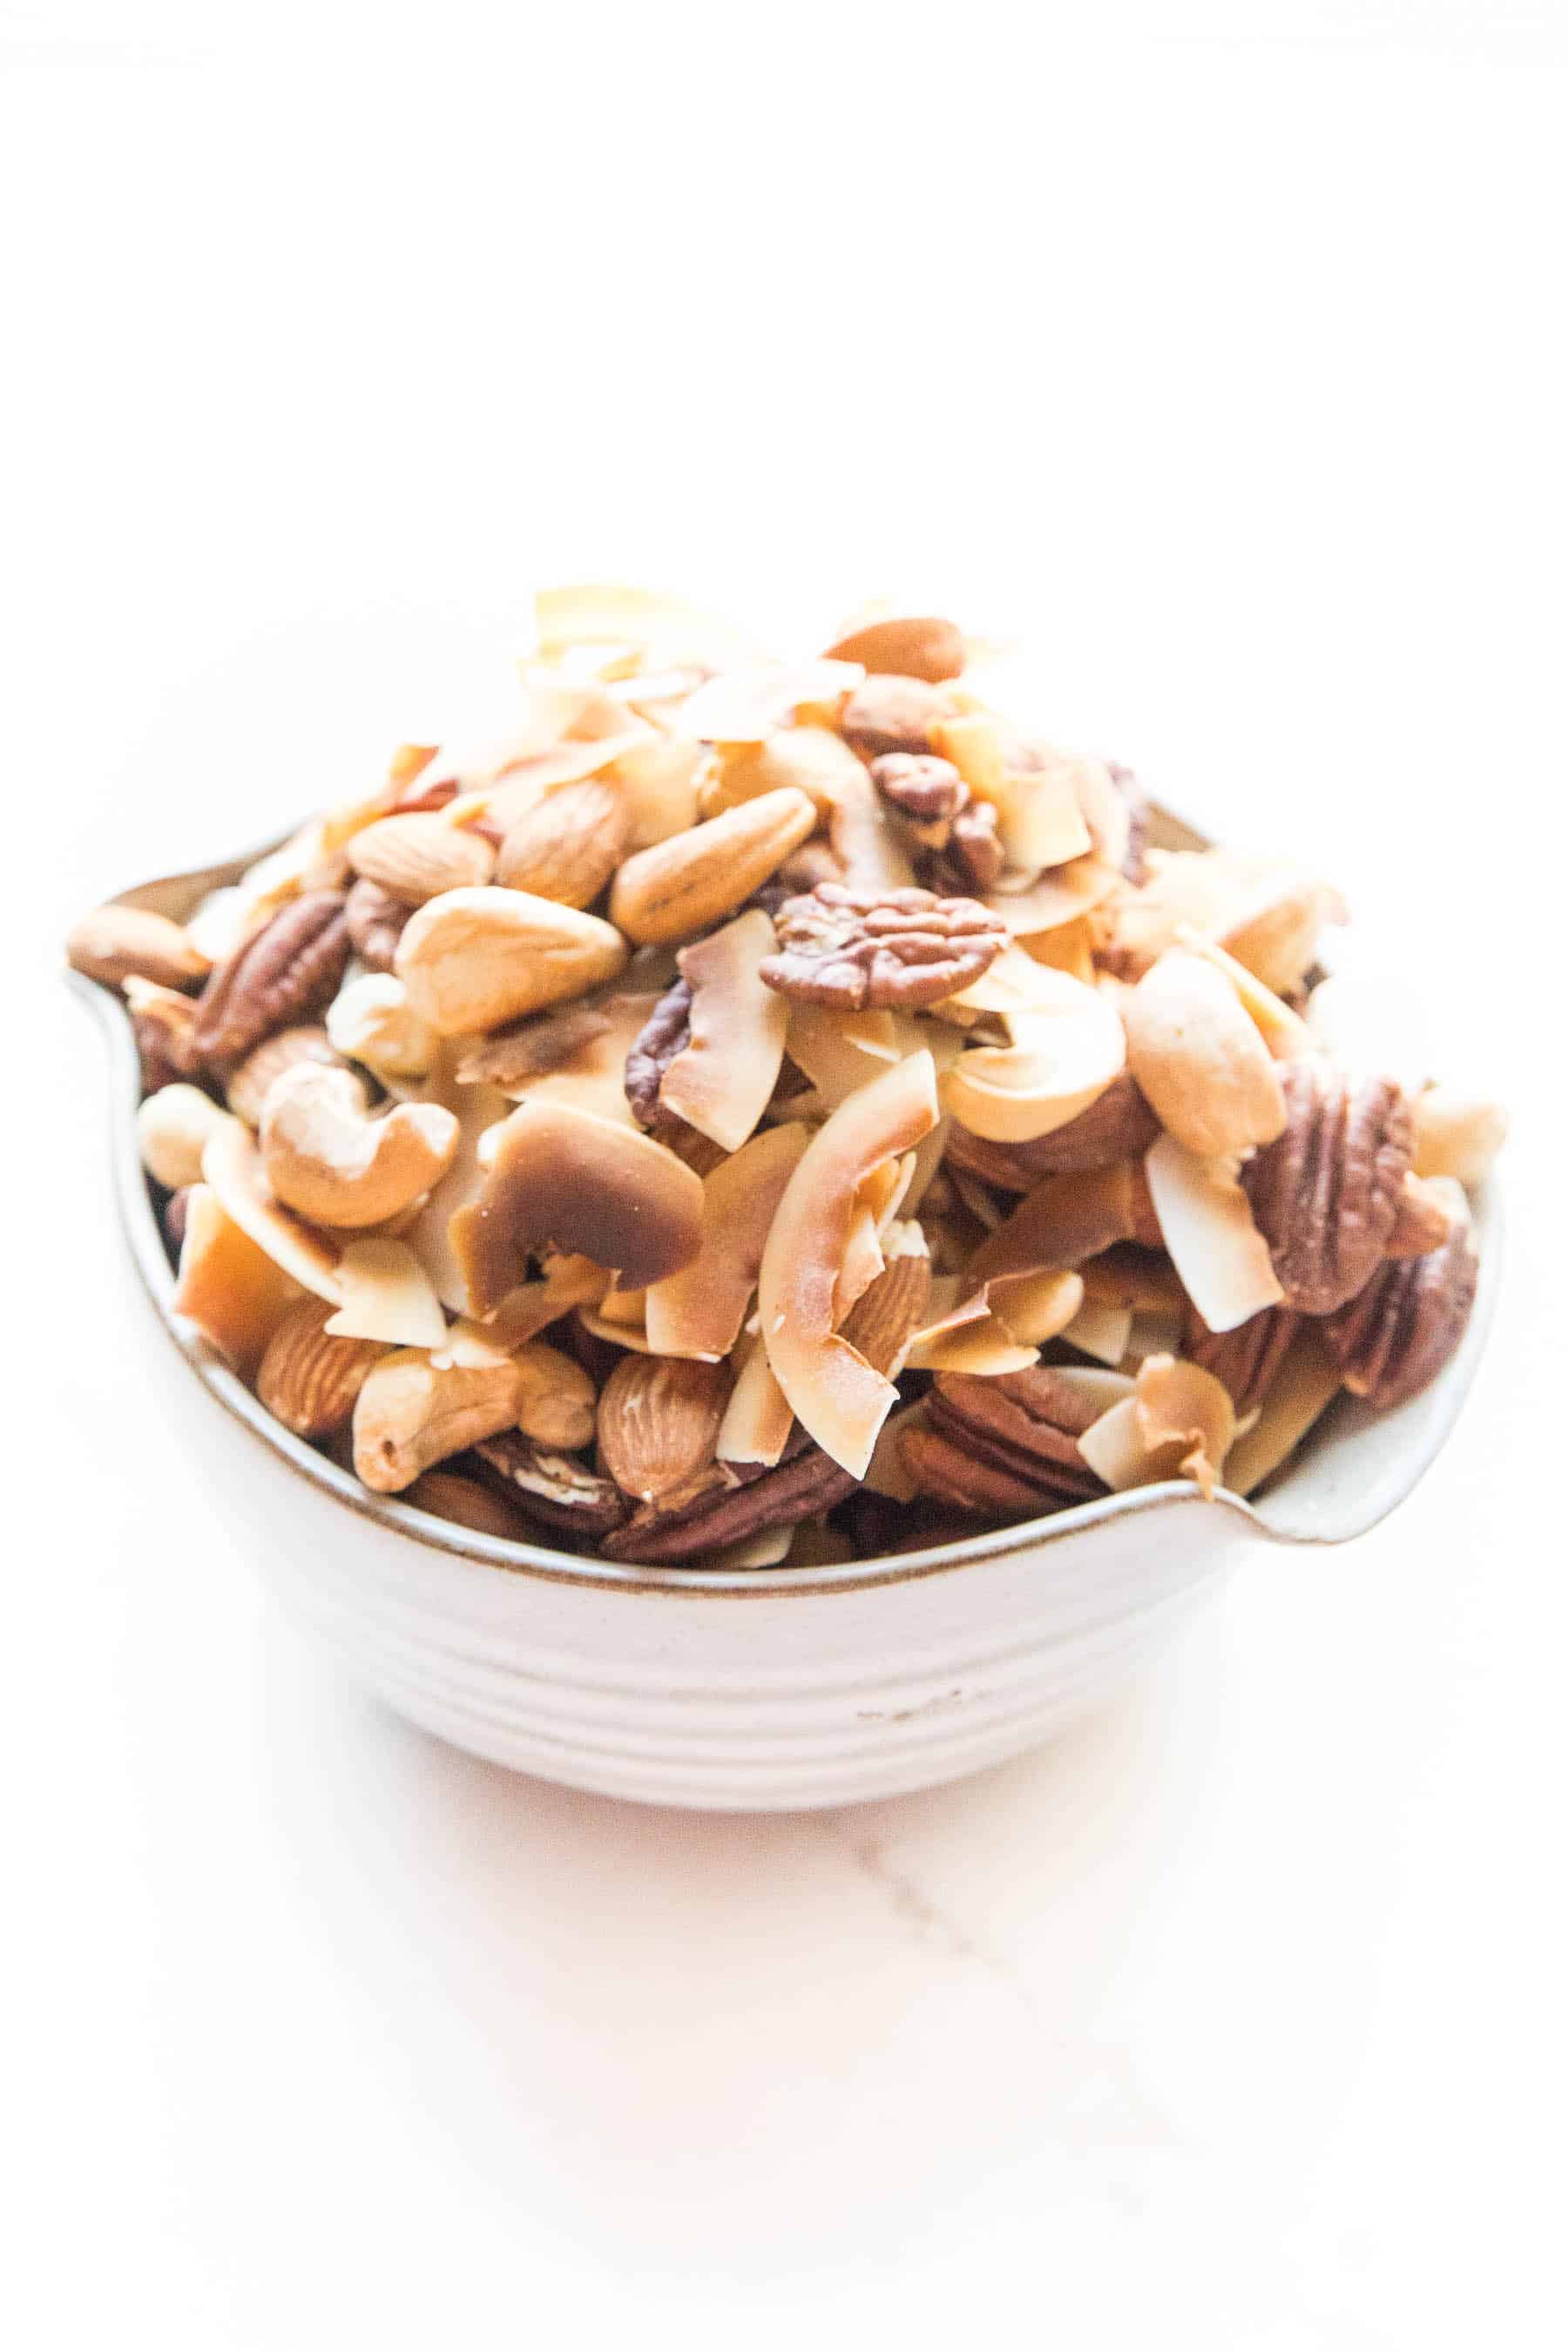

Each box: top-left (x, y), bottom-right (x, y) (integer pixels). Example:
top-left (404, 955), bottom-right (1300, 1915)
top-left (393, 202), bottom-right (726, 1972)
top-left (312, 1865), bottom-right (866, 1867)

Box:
top-left (68, 591), bottom-right (1507, 1565)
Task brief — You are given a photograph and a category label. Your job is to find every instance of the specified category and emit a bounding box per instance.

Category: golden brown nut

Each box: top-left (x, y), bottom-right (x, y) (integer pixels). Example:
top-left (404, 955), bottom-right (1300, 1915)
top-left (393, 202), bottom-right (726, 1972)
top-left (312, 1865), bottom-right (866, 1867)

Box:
top-left (609, 787), bottom-right (817, 944)
top-left (257, 1298), bottom-right (389, 1438)
top-left (67, 904), bottom-right (212, 991)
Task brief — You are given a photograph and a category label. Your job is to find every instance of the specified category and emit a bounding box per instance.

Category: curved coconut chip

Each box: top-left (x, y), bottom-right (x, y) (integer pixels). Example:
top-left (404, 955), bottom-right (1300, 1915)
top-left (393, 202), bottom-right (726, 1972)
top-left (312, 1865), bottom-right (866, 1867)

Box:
top-left (757, 1051), bottom-right (940, 1477)
top-left (674, 660), bottom-right (865, 746)
top-left (660, 909), bottom-right (788, 1152)
top-left (534, 584), bottom-right (765, 673)
top-left (200, 1119), bottom-right (341, 1304)
top-left (644, 1122), bottom-right (812, 1361)
top-left (325, 1238), bottom-right (449, 1350)
top-left (1078, 1354), bottom-right (1235, 1499)
top-left (1221, 1325), bottom-right (1344, 1497)
top-left (716, 1332), bottom-right (795, 1468)
top-left (941, 964), bottom-right (1126, 1144)
top-left (1143, 1133), bottom-right (1284, 1335)
top-left (983, 855), bottom-right (1121, 936)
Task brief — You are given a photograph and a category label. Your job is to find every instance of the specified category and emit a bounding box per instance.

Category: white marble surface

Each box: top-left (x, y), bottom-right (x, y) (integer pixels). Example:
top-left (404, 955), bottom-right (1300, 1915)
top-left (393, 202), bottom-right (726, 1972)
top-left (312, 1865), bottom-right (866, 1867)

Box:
top-left (9, 23), bottom-right (1566, 2348)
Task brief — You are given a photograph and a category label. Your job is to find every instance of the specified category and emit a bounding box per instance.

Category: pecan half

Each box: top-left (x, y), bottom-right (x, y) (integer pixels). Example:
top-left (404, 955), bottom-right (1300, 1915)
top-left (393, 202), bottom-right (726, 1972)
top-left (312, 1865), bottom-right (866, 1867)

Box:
top-left (1240, 1063), bottom-right (1412, 1314)
top-left (1182, 1303), bottom-right (1301, 1413)
top-left (902, 1367), bottom-right (1111, 1516)
top-left (599, 1443), bottom-right (855, 1564)
top-left (623, 977), bottom-right (692, 1130)
top-left (760, 883), bottom-right (1008, 1012)
top-left (1324, 1207), bottom-right (1478, 1409)
top-left (930, 800), bottom-right (1004, 896)
top-left (868, 752), bottom-right (968, 827)
top-left (345, 876), bottom-right (414, 972)
top-left (943, 1071), bottom-right (1160, 1189)
top-left (193, 891), bottom-right (351, 1066)
top-left (838, 674), bottom-right (946, 759)
top-left (468, 1432), bottom-right (631, 1538)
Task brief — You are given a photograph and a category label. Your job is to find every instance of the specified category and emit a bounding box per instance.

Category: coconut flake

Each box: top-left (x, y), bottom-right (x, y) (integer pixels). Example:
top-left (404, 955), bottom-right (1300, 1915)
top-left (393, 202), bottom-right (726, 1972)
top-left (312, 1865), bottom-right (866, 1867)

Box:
top-left (716, 1332), bottom-right (794, 1467)
top-left (534, 584), bottom-right (764, 672)
top-left (200, 1120), bottom-right (341, 1303)
top-left (326, 1239), bottom-right (449, 1350)
top-left (758, 1051), bottom-right (939, 1477)
top-left (1223, 1326), bottom-right (1343, 1497)
top-left (1143, 1133), bottom-right (1284, 1334)
top-left (644, 1122), bottom-right (811, 1361)
top-left (674, 661), bottom-right (865, 746)
top-left (660, 910), bottom-right (788, 1152)
top-left (1060, 1296), bottom-right (1134, 1367)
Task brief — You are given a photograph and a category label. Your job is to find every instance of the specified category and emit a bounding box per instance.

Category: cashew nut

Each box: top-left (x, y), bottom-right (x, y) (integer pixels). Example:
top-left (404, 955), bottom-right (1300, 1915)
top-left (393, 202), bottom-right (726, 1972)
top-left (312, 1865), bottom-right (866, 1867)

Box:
top-left (137, 1084), bottom-right (235, 1189)
top-left (326, 972), bottom-right (438, 1081)
top-left (260, 1064), bottom-right (459, 1229)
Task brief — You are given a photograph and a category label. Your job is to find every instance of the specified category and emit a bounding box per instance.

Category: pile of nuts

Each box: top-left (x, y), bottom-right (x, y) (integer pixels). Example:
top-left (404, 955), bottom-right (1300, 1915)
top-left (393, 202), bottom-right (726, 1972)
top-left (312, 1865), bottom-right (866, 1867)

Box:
top-left (68, 589), bottom-right (1507, 1567)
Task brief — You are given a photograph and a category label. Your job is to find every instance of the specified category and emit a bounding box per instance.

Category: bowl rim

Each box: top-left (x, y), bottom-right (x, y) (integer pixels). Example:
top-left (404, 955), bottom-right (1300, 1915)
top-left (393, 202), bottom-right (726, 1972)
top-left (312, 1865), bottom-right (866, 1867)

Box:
top-left (74, 817), bottom-right (1501, 1598)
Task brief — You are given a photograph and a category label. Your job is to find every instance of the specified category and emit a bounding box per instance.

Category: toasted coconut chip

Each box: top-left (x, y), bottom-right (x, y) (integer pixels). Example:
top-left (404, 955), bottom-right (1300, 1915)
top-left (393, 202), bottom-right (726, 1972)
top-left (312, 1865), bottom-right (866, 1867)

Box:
top-left (704, 725), bottom-right (869, 821)
top-left (172, 1185), bottom-right (307, 1375)
top-left (452, 1101), bottom-right (704, 1316)
top-left (821, 761), bottom-right (916, 894)
top-left (534, 584), bottom-right (764, 672)
top-left (786, 1004), bottom-right (905, 1109)
top-left (595, 1283), bottom-right (647, 1328)
top-left (1172, 926), bottom-right (1313, 1060)
top-left (986, 1268), bottom-right (1085, 1347)
top-left (412, 679), bottom-right (611, 801)
top-left (930, 714), bottom-right (1093, 871)
top-left (967, 1164), bottom-right (1139, 1293)
top-left (904, 1318), bottom-right (1039, 1376)
top-left (578, 1307), bottom-right (660, 1355)
top-left (674, 660), bottom-right (864, 746)
top-left (325, 1239), bottom-right (449, 1350)
top-left (458, 990), bottom-right (658, 1124)
top-left (1023, 916), bottom-right (1096, 987)
top-left (659, 910), bottom-right (788, 1152)
top-left (942, 967), bottom-right (1126, 1144)
top-left (1132, 1355), bottom-right (1236, 1500)
top-left (758, 1051), bottom-right (939, 1477)
top-left (1078, 1245), bottom-right (1188, 1315)
top-left (982, 855), bottom-right (1120, 936)
top-left (1105, 848), bottom-right (1346, 993)
top-left (1060, 1296), bottom-right (1135, 1366)
top-left (717, 1332), bottom-right (795, 1468)
top-left (1077, 1355), bottom-right (1233, 1498)
top-left (1222, 1326), bottom-right (1344, 1497)
top-left (1143, 1134), bottom-right (1284, 1334)
top-left (429, 1318), bottom-right (517, 1370)
top-left (642, 1121), bottom-right (812, 1362)
top-left (200, 1119), bottom-right (341, 1303)
top-left (864, 1401), bottom-right (929, 1502)
top-left (698, 1524), bottom-right (797, 1570)
top-left (402, 1066), bottom-right (513, 1313)
top-left (1067, 754), bottom-right (1132, 872)
top-left (473, 1257), bottom-right (612, 1349)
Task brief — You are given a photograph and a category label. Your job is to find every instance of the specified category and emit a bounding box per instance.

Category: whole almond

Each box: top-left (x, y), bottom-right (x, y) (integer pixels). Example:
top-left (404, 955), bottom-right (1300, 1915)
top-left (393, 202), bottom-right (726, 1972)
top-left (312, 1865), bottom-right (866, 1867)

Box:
top-left (597, 1354), bottom-right (732, 1504)
top-left (348, 812), bottom-right (497, 906)
top-left (226, 1024), bottom-right (346, 1126)
top-left (395, 886), bottom-right (629, 1035)
top-left (258, 1298), bottom-right (390, 1438)
top-left (609, 787), bottom-right (817, 944)
top-left (495, 779), bottom-right (630, 908)
top-left (822, 613), bottom-right (966, 684)
top-left (67, 904), bottom-right (212, 991)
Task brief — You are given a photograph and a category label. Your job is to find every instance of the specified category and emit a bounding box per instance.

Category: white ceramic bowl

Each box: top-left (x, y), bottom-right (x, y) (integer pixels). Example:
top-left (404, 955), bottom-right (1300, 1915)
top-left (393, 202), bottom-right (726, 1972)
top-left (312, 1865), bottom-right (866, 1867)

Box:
top-left (78, 849), bottom-right (1500, 1811)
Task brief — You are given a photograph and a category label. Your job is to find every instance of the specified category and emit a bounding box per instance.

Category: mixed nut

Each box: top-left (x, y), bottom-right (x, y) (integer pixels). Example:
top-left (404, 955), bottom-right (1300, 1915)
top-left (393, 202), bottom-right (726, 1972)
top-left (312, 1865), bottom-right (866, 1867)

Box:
top-left (68, 588), bottom-right (1507, 1566)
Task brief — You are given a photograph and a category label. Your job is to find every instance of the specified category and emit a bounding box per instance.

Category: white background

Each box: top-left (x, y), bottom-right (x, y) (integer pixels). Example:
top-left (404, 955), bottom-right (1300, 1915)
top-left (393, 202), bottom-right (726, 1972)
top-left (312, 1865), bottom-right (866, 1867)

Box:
top-left (5, 9), bottom-right (1567, 2348)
